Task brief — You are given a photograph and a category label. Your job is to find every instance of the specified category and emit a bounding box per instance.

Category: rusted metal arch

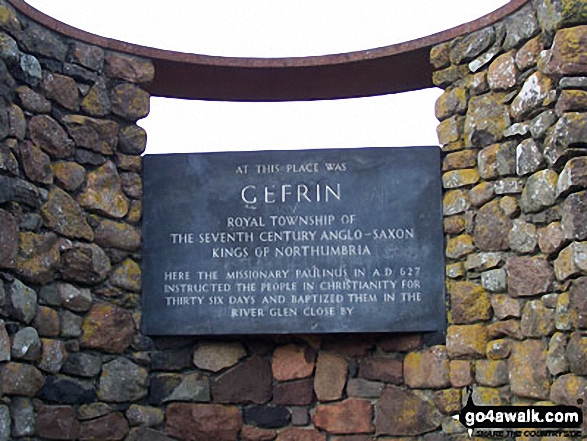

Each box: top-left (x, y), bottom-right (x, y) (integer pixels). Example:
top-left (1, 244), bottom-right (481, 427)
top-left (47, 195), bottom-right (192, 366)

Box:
top-left (9, 0), bottom-right (528, 101)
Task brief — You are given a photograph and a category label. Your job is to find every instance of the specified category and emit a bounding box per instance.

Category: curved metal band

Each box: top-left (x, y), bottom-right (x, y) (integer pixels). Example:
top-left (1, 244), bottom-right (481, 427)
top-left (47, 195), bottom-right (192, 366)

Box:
top-left (8, 0), bottom-right (528, 101)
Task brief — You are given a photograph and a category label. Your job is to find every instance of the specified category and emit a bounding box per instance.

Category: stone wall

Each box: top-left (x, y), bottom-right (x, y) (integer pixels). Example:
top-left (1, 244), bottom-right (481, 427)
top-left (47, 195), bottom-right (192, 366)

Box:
top-left (433, 0), bottom-right (587, 439)
top-left (0, 0), bottom-right (585, 440)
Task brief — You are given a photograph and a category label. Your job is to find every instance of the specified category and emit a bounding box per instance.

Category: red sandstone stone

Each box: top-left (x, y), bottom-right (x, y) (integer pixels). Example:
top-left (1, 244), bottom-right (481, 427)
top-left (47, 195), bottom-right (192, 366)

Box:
top-left (375, 385), bottom-right (443, 436)
top-left (404, 346), bottom-right (450, 389)
top-left (548, 26), bottom-right (587, 75)
top-left (433, 388), bottom-right (463, 415)
top-left (36, 405), bottom-right (80, 440)
top-left (379, 334), bottom-right (423, 352)
top-left (515, 35), bottom-right (543, 71)
top-left (79, 412), bottom-right (129, 440)
top-left (105, 52), bottom-right (155, 84)
top-left (314, 352), bottom-right (348, 402)
top-left (473, 199), bottom-right (513, 251)
top-left (488, 51), bottom-right (518, 90)
top-left (273, 379), bottom-right (313, 406)
top-left (359, 356), bottom-right (403, 384)
top-left (509, 339), bottom-right (550, 400)
top-left (0, 362), bottom-right (45, 396)
top-left (506, 256), bottom-right (554, 297)
top-left (33, 305), bottom-right (60, 337)
top-left (212, 355), bottom-right (272, 404)
top-left (272, 344), bottom-right (315, 381)
top-left (80, 302), bottom-right (135, 353)
top-left (40, 72), bottom-right (79, 110)
top-left (313, 398), bottom-right (373, 434)
top-left (487, 320), bottom-right (524, 340)
top-left (165, 403), bottom-right (242, 441)
top-left (446, 324), bottom-right (488, 357)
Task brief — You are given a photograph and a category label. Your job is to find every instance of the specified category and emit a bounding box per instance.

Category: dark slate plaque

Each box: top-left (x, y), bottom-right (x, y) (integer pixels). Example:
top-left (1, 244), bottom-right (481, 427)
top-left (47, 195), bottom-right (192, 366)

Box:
top-left (141, 147), bottom-right (445, 335)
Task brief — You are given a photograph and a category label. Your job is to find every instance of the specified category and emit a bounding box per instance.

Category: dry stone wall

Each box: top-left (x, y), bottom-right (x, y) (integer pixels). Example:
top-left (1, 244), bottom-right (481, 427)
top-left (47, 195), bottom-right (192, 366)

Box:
top-left (434, 0), bottom-right (587, 438)
top-left (0, 0), bottom-right (585, 440)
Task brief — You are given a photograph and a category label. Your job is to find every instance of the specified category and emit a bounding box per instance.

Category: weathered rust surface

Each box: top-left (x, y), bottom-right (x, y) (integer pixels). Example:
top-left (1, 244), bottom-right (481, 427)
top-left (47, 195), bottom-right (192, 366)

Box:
top-left (8, 0), bottom-right (529, 101)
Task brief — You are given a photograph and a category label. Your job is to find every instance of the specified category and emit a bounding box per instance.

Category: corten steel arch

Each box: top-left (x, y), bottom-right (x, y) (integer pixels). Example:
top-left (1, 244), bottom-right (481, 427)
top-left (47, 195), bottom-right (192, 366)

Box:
top-left (10, 0), bottom-right (528, 101)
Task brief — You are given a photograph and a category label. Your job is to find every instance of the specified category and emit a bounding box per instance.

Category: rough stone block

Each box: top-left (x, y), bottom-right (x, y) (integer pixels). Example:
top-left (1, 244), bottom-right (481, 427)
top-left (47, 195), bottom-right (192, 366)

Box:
top-left (404, 346), bottom-right (450, 389)
top-left (509, 339), bottom-right (550, 400)
top-left (446, 324), bottom-right (488, 358)
top-left (375, 386), bottom-right (442, 436)
top-left (164, 403), bottom-right (242, 441)
top-left (314, 398), bottom-right (373, 435)
top-left (507, 256), bottom-right (554, 297)
top-left (314, 352), bottom-right (347, 402)
top-left (449, 281), bottom-right (492, 324)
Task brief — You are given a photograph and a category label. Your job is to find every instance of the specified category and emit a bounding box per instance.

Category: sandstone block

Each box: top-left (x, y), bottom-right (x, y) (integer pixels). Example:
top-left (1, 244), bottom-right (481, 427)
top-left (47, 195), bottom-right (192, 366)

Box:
top-left (212, 355), bottom-right (272, 404)
top-left (566, 331), bottom-right (587, 375)
top-left (111, 83), bottom-right (150, 121)
top-left (450, 360), bottom-right (473, 387)
top-left (40, 72), bottom-right (79, 110)
top-left (464, 94), bottom-right (510, 147)
top-left (314, 398), bottom-right (373, 434)
top-left (98, 357), bottom-right (148, 402)
top-left (81, 302), bottom-right (134, 353)
top-left (277, 428), bottom-right (325, 441)
top-left (375, 385), bottom-right (442, 436)
top-left (272, 344), bottom-right (315, 381)
top-left (449, 281), bottom-right (492, 324)
top-left (94, 218), bottom-right (141, 251)
top-left (60, 242), bottom-right (111, 284)
top-left (359, 356), bottom-right (403, 384)
top-left (15, 232), bottom-right (60, 285)
top-left (446, 324), bottom-right (488, 358)
top-left (19, 141), bottom-right (52, 185)
top-left (38, 338), bottom-right (68, 373)
top-left (538, 222), bottom-right (565, 254)
top-left (193, 341), bottom-right (246, 372)
top-left (511, 72), bottom-right (554, 120)
top-left (29, 115), bottom-right (74, 159)
top-left (473, 199), bottom-right (513, 251)
top-left (562, 190), bottom-right (587, 240)
top-left (149, 373), bottom-right (210, 405)
top-left (544, 112), bottom-right (587, 167)
top-left (78, 161), bottom-right (129, 219)
top-left (79, 412), bottom-right (129, 441)
top-left (449, 28), bottom-right (495, 64)
top-left (548, 25), bottom-right (587, 75)
top-left (490, 294), bottom-right (520, 320)
top-left (0, 209), bottom-right (17, 269)
top-left (547, 332), bottom-right (569, 376)
top-left (62, 115), bottom-right (119, 155)
top-left (443, 189), bottom-right (470, 216)
top-left (404, 345), bottom-right (450, 388)
top-left (507, 256), bottom-right (554, 297)
top-left (520, 169), bottom-right (558, 213)
top-left (509, 339), bottom-right (550, 400)
top-left (35, 405), bottom-right (79, 440)
top-left (314, 352), bottom-right (347, 402)
top-left (515, 138), bottom-right (543, 176)
top-left (554, 241), bottom-right (587, 280)
top-left (41, 187), bottom-right (94, 241)
top-left (571, 277), bottom-right (587, 328)
top-left (165, 403), bottom-right (242, 441)
top-left (0, 362), bottom-right (44, 396)
top-left (273, 379), bottom-right (313, 405)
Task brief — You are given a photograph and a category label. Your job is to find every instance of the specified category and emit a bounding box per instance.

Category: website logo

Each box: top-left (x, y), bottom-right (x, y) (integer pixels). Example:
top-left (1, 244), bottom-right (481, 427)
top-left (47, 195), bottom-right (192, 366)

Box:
top-left (455, 387), bottom-right (583, 438)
